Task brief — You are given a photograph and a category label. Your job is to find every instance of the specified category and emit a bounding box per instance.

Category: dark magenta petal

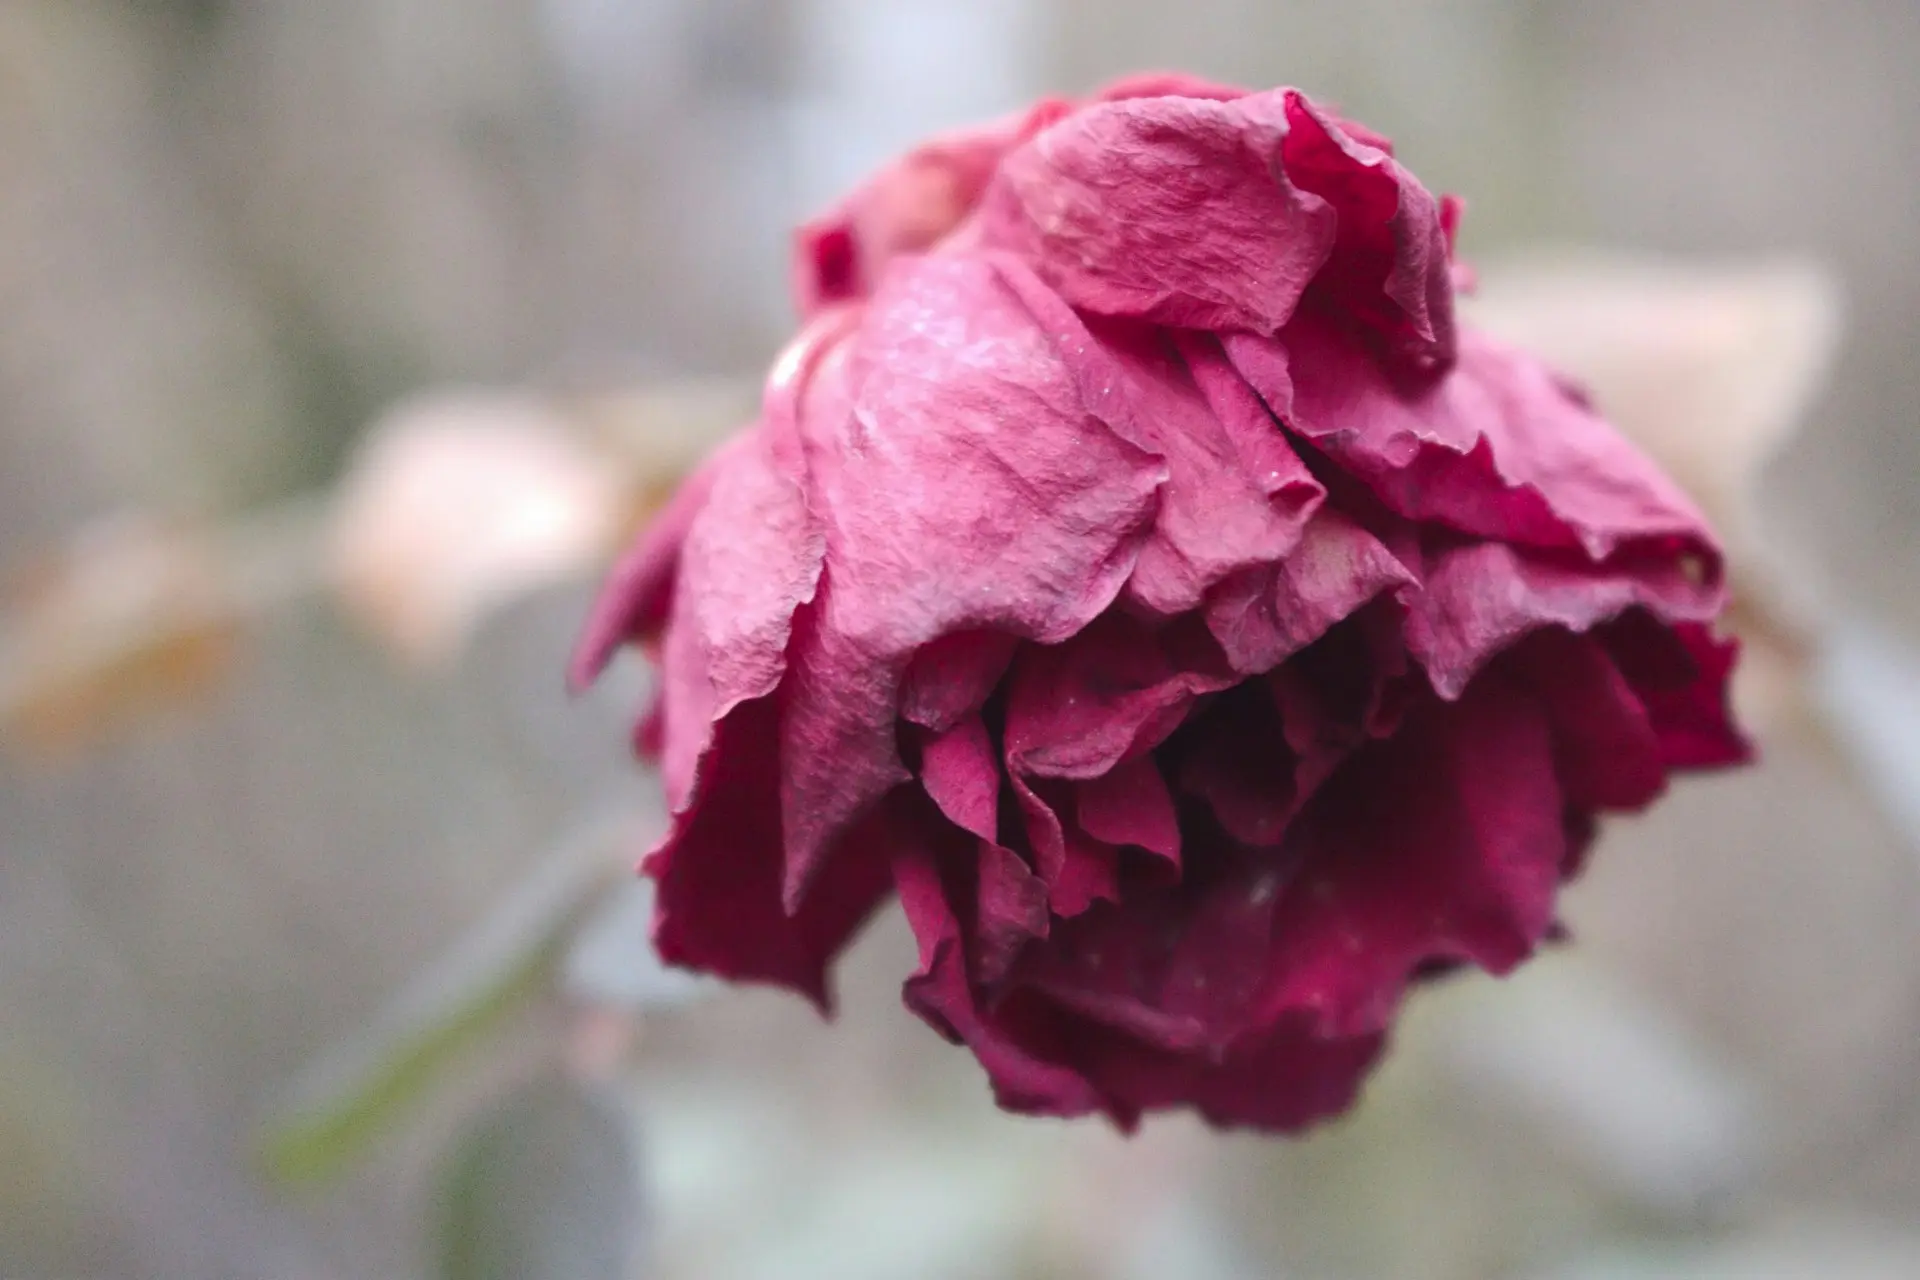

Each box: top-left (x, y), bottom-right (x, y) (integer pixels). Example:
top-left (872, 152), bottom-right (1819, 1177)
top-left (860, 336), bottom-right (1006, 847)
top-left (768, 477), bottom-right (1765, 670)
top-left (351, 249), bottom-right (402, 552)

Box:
top-left (1074, 756), bottom-right (1181, 872)
top-left (1506, 628), bottom-right (1669, 811)
top-left (1010, 773), bottom-right (1123, 918)
top-left (1598, 614), bottom-right (1751, 771)
top-left (1404, 540), bottom-right (1722, 700)
top-left (1280, 92), bottom-right (1455, 375)
top-left (900, 630), bottom-right (1018, 731)
top-left (973, 89), bottom-right (1337, 335)
top-left (1062, 1016), bottom-right (1387, 1133)
top-left (893, 813), bottom-right (1107, 1116)
top-left (1002, 612), bottom-right (1232, 781)
top-left (645, 697), bottom-right (892, 1009)
top-left (917, 715), bottom-right (1002, 842)
top-left (1256, 671), bottom-right (1567, 1037)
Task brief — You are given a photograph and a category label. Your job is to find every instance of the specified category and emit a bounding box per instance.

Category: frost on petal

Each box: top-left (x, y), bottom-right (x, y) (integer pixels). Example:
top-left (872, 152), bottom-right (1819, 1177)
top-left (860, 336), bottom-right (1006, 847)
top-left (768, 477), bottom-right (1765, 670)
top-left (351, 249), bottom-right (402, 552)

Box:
top-left (793, 99), bottom-right (1070, 315)
top-left (1255, 672), bottom-right (1567, 1037)
top-left (1232, 321), bottom-right (1721, 573)
top-left (973, 89), bottom-right (1337, 335)
top-left (645, 697), bottom-right (893, 1008)
top-left (778, 255), bottom-right (1165, 909)
top-left (1404, 540), bottom-right (1721, 700)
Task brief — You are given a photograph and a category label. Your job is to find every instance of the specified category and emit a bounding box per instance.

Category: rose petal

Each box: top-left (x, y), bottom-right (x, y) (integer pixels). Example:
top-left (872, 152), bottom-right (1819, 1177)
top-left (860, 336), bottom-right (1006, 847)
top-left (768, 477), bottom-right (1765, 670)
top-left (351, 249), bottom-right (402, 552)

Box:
top-left (1010, 774), bottom-right (1123, 918)
top-left (1257, 671), bottom-right (1567, 1036)
top-left (1506, 627), bottom-right (1669, 810)
top-left (793, 98), bottom-right (1070, 314)
top-left (1280, 93), bottom-right (1455, 374)
top-left (917, 715), bottom-right (1002, 841)
top-left (779, 255), bottom-right (1166, 909)
top-left (1061, 1015), bottom-right (1386, 1132)
top-left (1404, 539), bottom-right (1722, 700)
top-left (1231, 321), bottom-right (1719, 572)
top-left (1002, 612), bottom-right (1231, 781)
top-left (893, 808), bottom-right (1106, 1116)
top-left (1074, 756), bottom-right (1181, 872)
top-left (1597, 613), bottom-right (1750, 771)
top-left (645, 697), bottom-right (892, 1008)
top-left (1202, 508), bottom-right (1413, 675)
top-left (900, 629), bottom-right (1018, 731)
top-left (992, 263), bottom-right (1323, 615)
top-left (973, 89), bottom-right (1337, 335)
top-left (568, 432), bottom-right (733, 691)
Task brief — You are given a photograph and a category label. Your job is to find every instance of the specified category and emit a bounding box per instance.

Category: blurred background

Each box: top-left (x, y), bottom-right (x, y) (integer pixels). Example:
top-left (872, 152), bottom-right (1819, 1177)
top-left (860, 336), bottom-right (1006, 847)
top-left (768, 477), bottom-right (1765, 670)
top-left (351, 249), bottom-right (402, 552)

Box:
top-left (2, 2), bottom-right (1918, 1277)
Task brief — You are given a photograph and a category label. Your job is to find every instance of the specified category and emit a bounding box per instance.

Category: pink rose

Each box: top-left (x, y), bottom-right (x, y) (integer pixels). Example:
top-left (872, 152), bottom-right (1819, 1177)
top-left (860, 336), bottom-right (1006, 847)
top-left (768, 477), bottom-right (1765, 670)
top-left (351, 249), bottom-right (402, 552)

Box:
top-left (574, 75), bottom-right (1748, 1131)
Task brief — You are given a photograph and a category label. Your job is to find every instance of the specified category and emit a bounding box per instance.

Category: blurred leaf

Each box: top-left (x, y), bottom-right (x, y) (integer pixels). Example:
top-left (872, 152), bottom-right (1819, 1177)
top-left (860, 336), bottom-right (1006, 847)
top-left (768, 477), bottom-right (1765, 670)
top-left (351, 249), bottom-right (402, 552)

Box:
top-left (257, 810), bottom-right (640, 1188)
top-left (433, 1075), bottom-right (644, 1280)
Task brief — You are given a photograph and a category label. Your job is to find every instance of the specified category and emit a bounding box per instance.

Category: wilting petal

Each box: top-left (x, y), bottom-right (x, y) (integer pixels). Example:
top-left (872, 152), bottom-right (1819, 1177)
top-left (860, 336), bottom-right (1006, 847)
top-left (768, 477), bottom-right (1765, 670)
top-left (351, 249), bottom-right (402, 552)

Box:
top-left (1018, 843), bottom-right (1288, 1054)
top-left (973, 89), bottom-right (1336, 335)
top-left (993, 264), bottom-right (1322, 615)
top-left (569, 435), bottom-right (732, 690)
top-left (779, 255), bottom-right (1166, 909)
top-left (1233, 321), bottom-right (1719, 571)
top-left (1003, 613), bottom-right (1230, 781)
top-left (917, 715), bottom-right (1002, 841)
top-left (1405, 539), bottom-right (1721, 700)
top-left (900, 629), bottom-right (1018, 731)
top-left (893, 809), bottom-right (1106, 1115)
top-left (1280, 92), bottom-right (1455, 374)
top-left (1063, 1016), bottom-right (1386, 1132)
top-left (645, 697), bottom-right (892, 1008)
top-left (1597, 613), bottom-right (1750, 770)
top-left (1506, 627), bottom-right (1669, 810)
top-left (793, 98), bottom-right (1070, 314)
top-left (1203, 509), bottom-right (1412, 675)
top-left (1010, 774), bottom-right (1123, 918)
top-left (1075, 756), bottom-right (1181, 872)
top-left (1257, 672), bottom-right (1567, 1037)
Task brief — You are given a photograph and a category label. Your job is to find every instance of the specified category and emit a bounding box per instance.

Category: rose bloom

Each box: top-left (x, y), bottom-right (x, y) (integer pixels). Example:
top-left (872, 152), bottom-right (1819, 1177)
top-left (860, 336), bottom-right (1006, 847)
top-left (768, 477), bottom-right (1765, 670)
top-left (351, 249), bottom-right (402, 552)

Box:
top-left (574, 74), bottom-right (1749, 1131)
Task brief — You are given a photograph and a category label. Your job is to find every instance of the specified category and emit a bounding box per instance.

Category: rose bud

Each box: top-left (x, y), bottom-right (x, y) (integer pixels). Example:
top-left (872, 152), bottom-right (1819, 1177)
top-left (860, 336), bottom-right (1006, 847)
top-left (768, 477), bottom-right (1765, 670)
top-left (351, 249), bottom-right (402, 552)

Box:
top-left (572, 74), bottom-right (1750, 1132)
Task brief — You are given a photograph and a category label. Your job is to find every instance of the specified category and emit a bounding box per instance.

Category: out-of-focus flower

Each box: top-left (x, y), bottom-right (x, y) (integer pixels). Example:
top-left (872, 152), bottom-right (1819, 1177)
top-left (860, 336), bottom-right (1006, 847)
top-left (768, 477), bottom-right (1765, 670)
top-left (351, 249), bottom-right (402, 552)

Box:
top-left (0, 515), bottom-right (241, 756)
top-left (328, 393), bottom-right (631, 666)
top-left (576, 75), bottom-right (1748, 1131)
top-left (327, 386), bottom-right (757, 668)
